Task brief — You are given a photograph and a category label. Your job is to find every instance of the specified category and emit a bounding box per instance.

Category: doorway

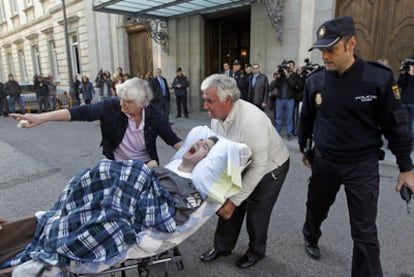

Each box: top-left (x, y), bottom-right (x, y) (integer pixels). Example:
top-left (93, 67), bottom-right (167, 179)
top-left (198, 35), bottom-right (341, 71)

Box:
top-left (204, 7), bottom-right (251, 76)
top-left (126, 24), bottom-right (153, 78)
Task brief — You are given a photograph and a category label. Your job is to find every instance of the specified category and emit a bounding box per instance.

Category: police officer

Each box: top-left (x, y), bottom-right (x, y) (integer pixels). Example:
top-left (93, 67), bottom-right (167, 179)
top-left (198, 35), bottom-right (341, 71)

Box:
top-left (232, 59), bottom-right (248, 100)
top-left (298, 16), bottom-right (414, 277)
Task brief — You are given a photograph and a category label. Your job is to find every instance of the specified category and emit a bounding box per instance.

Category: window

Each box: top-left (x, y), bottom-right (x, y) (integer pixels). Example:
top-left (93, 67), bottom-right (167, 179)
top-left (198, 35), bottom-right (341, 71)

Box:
top-left (71, 34), bottom-right (81, 75)
top-left (7, 52), bottom-right (15, 75)
top-left (24, 0), bottom-right (33, 8)
top-left (18, 49), bottom-right (28, 81)
top-left (48, 40), bottom-right (59, 80)
top-left (0, 52), bottom-right (5, 81)
top-left (0, 2), bottom-right (6, 22)
top-left (9, 0), bottom-right (18, 15)
top-left (31, 45), bottom-right (42, 75)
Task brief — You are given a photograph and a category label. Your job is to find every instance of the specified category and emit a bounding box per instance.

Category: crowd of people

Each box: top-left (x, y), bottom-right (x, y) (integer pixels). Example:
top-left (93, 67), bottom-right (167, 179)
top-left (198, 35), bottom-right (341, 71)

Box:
top-left (1, 15), bottom-right (414, 277)
top-left (0, 73), bottom-right (60, 116)
top-left (220, 58), bottom-right (320, 139)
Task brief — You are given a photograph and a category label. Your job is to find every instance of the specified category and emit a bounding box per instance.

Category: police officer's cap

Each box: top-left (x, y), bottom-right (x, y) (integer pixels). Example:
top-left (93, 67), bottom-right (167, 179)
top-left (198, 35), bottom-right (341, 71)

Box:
top-left (245, 63), bottom-right (252, 67)
top-left (233, 59), bottom-right (241, 65)
top-left (308, 16), bottom-right (355, 51)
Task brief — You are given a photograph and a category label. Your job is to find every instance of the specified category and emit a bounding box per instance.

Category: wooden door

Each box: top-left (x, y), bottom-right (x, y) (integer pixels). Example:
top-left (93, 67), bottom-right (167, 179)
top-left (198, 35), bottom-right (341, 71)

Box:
top-left (336, 0), bottom-right (414, 74)
top-left (126, 24), bottom-right (153, 77)
top-left (204, 8), bottom-right (250, 76)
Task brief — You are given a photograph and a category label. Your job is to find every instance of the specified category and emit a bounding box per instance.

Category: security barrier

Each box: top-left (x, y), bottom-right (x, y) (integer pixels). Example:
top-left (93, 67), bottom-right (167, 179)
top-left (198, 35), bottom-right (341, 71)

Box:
top-left (15, 91), bottom-right (72, 113)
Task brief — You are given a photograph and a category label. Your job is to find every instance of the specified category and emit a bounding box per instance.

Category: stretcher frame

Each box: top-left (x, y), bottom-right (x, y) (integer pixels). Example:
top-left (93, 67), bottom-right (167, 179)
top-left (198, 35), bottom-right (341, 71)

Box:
top-left (65, 246), bottom-right (184, 277)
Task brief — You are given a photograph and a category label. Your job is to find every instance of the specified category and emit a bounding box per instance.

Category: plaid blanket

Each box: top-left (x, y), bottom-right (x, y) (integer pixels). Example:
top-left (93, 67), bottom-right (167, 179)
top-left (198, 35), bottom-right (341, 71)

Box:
top-left (1, 159), bottom-right (176, 267)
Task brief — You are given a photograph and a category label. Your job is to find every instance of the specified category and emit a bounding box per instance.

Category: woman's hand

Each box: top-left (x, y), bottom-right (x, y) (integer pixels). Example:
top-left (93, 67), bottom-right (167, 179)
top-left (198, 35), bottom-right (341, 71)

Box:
top-left (10, 113), bottom-right (42, 128)
top-left (146, 160), bottom-right (158, 168)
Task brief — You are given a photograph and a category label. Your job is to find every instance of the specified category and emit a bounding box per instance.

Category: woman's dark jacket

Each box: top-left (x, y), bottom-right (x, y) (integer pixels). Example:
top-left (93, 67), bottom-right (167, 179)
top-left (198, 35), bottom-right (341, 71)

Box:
top-left (69, 97), bottom-right (181, 162)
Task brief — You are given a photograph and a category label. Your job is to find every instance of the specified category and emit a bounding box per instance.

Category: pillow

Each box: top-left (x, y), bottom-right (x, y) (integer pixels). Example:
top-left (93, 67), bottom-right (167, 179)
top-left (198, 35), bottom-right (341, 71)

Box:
top-left (170, 126), bottom-right (251, 204)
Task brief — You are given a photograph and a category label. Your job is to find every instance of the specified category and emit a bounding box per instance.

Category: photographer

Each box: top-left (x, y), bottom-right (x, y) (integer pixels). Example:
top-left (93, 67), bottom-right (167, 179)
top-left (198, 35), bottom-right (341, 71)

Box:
top-left (273, 60), bottom-right (301, 139)
top-left (95, 69), bottom-right (113, 101)
top-left (398, 57), bottom-right (414, 144)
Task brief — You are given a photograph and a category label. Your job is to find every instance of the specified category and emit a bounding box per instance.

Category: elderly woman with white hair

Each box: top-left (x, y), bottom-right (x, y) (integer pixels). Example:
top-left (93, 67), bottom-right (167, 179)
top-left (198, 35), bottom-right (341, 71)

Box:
top-left (10, 77), bottom-right (182, 166)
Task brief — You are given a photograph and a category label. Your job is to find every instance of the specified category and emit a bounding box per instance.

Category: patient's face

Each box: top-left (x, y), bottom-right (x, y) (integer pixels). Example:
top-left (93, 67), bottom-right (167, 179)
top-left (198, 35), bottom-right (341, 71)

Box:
top-left (183, 138), bottom-right (216, 166)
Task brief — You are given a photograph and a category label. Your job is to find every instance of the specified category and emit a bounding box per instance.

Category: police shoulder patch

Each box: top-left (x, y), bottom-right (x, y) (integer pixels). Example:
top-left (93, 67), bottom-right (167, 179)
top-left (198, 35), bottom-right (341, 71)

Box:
top-left (392, 85), bottom-right (401, 100)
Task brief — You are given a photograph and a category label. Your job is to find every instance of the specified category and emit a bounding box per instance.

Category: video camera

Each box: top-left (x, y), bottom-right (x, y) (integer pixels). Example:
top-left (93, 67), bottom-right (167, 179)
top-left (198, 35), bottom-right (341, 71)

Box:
top-left (400, 58), bottom-right (414, 73)
top-left (302, 58), bottom-right (315, 73)
top-left (277, 60), bottom-right (290, 74)
top-left (95, 68), bottom-right (107, 82)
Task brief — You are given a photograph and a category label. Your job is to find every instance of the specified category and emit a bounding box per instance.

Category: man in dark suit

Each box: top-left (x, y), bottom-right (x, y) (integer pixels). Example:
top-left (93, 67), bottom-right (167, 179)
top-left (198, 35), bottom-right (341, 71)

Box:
top-left (150, 68), bottom-right (171, 120)
top-left (247, 64), bottom-right (269, 110)
top-left (222, 62), bottom-right (233, 77)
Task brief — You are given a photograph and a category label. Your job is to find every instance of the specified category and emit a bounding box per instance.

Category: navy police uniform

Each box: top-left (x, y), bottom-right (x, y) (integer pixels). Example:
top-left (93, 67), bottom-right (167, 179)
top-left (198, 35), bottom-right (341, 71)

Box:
top-left (232, 60), bottom-right (248, 100)
top-left (298, 16), bottom-right (413, 277)
top-left (233, 69), bottom-right (247, 99)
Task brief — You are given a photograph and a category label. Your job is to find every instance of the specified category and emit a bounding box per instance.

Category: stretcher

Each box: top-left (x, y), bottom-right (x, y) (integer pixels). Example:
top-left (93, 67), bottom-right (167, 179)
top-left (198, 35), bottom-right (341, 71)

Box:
top-left (6, 126), bottom-right (251, 277)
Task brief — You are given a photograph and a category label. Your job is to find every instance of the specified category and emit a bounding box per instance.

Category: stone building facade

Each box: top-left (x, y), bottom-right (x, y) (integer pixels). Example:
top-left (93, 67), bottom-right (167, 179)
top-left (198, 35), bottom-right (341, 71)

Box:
top-left (1, 0), bottom-right (412, 112)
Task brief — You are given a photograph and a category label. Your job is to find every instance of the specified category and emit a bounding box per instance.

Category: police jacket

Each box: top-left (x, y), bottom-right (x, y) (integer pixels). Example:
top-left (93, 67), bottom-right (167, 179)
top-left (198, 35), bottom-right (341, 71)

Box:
top-left (69, 97), bottom-right (181, 162)
top-left (298, 57), bottom-right (413, 172)
top-left (233, 70), bottom-right (248, 92)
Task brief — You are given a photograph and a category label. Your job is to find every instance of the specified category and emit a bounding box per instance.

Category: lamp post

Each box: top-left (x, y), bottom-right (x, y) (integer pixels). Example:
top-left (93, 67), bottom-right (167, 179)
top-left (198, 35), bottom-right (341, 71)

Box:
top-left (62, 0), bottom-right (74, 90)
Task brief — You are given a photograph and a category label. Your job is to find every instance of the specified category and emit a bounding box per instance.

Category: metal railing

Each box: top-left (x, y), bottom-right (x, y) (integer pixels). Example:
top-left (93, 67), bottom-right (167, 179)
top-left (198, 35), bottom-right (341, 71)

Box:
top-left (16, 91), bottom-right (72, 113)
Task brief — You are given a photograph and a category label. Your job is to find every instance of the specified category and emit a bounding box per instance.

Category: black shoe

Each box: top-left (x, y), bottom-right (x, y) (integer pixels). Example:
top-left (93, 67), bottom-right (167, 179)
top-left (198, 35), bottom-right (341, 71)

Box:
top-left (200, 248), bottom-right (231, 262)
top-left (175, 115), bottom-right (181, 118)
top-left (236, 255), bottom-right (260, 269)
top-left (304, 241), bottom-right (321, 260)
top-left (184, 115), bottom-right (189, 118)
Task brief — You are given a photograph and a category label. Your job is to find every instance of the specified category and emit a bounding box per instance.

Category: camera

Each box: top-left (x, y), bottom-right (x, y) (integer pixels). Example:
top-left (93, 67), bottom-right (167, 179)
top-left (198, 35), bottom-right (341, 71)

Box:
top-left (400, 58), bottom-right (414, 73)
top-left (277, 61), bottom-right (290, 74)
top-left (301, 58), bottom-right (319, 75)
top-left (95, 69), bottom-right (107, 82)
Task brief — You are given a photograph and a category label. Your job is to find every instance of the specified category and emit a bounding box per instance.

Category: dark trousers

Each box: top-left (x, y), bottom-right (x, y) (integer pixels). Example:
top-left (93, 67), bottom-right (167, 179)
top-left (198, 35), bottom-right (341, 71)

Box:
top-left (0, 97), bottom-right (8, 115)
top-left (213, 159), bottom-right (289, 259)
top-left (175, 94), bottom-right (188, 117)
top-left (303, 154), bottom-right (382, 277)
top-left (159, 96), bottom-right (170, 120)
top-left (37, 95), bottom-right (49, 113)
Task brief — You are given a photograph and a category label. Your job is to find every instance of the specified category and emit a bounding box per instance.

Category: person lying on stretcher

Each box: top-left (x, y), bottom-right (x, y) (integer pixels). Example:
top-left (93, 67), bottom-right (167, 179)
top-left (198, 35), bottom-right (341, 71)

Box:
top-left (0, 136), bottom-right (218, 269)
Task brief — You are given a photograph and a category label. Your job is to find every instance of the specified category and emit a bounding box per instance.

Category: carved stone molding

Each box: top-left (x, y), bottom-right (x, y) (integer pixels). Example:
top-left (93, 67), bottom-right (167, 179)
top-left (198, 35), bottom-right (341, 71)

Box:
top-left (259, 0), bottom-right (285, 43)
top-left (128, 16), bottom-right (169, 54)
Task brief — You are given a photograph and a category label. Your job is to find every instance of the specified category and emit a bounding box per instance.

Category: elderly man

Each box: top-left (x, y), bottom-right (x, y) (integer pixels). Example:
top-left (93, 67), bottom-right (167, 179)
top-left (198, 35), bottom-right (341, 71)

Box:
top-left (199, 74), bottom-right (290, 269)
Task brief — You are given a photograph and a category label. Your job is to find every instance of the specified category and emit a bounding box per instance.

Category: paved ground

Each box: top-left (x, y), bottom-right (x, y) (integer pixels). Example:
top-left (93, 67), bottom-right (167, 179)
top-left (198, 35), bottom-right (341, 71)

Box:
top-left (0, 108), bottom-right (413, 276)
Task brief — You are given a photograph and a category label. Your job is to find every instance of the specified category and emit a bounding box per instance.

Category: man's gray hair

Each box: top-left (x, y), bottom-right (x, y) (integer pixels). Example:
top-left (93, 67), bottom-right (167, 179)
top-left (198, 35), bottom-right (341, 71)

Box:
top-left (117, 77), bottom-right (153, 106)
top-left (200, 74), bottom-right (240, 102)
